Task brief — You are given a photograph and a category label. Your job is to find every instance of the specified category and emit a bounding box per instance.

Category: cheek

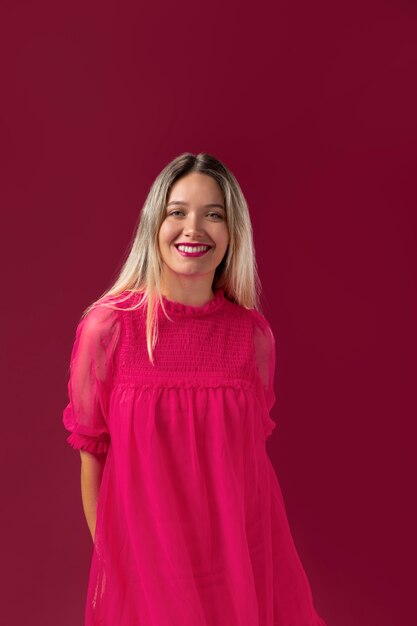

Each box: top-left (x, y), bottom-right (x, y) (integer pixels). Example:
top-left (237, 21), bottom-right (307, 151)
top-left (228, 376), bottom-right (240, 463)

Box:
top-left (158, 223), bottom-right (171, 246)
top-left (220, 226), bottom-right (229, 247)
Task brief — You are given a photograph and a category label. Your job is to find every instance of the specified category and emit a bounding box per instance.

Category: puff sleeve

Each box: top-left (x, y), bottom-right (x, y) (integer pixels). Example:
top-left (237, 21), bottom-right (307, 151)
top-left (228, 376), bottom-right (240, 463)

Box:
top-left (62, 304), bottom-right (121, 454)
top-left (251, 309), bottom-right (277, 438)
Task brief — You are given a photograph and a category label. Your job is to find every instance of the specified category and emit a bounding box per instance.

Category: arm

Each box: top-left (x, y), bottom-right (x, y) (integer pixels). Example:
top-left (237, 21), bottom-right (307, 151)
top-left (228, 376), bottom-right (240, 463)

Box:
top-left (62, 305), bottom-right (121, 539)
top-left (251, 310), bottom-right (276, 411)
top-left (80, 450), bottom-right (106, 542)
top-left (251, 309), bottom-right (277, 438)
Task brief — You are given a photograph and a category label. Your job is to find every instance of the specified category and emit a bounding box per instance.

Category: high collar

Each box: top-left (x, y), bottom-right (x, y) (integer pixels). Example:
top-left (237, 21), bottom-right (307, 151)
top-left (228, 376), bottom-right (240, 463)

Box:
top-left (160, 288), bottom-right (226, 316)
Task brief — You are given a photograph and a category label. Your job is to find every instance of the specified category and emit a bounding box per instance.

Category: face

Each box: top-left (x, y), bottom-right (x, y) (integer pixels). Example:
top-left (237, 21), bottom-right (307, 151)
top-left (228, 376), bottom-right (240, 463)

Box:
top-left (158, 172), bottom-right (229, 283)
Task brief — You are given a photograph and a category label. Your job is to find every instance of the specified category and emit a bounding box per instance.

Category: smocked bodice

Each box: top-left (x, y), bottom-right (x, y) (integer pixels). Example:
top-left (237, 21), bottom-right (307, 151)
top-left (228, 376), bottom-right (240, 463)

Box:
top-left (113, 289), bottom-right (260, 387)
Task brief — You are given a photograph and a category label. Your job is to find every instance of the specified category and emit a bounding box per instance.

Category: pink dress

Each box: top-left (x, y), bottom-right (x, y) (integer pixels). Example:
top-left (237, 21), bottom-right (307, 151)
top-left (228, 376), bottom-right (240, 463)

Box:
top-left (63, 287), bottom-right (326, 626)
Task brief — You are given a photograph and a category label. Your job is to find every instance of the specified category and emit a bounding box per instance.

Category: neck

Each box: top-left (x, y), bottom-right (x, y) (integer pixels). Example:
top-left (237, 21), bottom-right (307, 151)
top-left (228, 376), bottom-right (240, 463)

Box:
top-left (159, 276), bottom-right (215, 307)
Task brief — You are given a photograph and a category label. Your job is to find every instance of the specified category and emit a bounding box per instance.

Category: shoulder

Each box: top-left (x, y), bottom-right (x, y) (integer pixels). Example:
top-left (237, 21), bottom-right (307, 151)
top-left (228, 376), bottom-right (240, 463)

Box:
top-left (77, 294), bottom-right (128, 343)
top-left (238, 305), bottom-right (273, 335)
top-left (223, 299), bottom-right (275, 343)
top-left (245, 307), bottom-right (270, 328)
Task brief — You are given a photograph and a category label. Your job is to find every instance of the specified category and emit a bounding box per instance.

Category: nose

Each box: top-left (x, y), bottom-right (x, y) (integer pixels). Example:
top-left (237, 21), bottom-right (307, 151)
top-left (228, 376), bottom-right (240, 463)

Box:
top-left (183, 213), bottom-right (205, 237)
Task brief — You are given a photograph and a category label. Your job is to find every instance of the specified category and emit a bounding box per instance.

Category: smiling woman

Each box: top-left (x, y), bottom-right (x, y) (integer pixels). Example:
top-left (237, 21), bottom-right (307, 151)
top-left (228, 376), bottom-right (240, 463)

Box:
top-left (158, 171), bottom-right (230, 306)
top-left (62, 152), bottom-right (327, 626)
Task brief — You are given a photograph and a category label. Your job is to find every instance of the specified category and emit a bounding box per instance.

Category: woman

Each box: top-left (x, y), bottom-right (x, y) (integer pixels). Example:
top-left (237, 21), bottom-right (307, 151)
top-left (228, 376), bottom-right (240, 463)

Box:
top-left (63, 151), bottom-right (327, 625)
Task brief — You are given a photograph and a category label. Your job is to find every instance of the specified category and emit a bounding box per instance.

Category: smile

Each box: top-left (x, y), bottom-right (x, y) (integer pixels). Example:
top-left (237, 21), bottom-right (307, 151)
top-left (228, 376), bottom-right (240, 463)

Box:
top-left (174, 244), bottom-right (212, 257)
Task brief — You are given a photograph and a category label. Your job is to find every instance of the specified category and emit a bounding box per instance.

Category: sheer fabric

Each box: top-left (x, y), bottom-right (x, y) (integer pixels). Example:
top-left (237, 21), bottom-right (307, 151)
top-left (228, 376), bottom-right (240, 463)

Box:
top-left (63, 288), bottom-right (326, 626)
top-left (63, 305), bottom-right (120, 454)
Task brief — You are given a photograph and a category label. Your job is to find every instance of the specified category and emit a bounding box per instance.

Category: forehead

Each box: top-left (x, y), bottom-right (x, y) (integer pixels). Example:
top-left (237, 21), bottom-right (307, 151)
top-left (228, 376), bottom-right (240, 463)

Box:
top-left (168, 172), bottom-right (223, 199)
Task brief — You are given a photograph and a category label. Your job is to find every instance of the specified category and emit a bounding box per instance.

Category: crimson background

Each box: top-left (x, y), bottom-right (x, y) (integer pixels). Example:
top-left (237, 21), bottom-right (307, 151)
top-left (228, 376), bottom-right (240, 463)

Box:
top-left (1, 1), bottom-right (416, 625)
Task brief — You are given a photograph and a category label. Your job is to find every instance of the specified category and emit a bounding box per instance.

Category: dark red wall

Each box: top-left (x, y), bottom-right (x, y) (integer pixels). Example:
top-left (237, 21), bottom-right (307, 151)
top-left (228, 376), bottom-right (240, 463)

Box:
top-left (1, 1), bottom-right (416, 624)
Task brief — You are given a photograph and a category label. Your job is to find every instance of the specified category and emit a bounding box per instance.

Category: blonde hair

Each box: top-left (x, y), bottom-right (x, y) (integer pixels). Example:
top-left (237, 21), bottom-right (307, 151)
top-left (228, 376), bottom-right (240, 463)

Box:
top-left (82, 152), bottom-right (265, 364)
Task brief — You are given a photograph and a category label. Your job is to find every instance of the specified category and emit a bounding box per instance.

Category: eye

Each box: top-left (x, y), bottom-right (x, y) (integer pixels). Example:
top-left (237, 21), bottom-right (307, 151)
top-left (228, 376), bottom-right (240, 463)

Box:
top-left (208, 212), bottom-right (223, 219)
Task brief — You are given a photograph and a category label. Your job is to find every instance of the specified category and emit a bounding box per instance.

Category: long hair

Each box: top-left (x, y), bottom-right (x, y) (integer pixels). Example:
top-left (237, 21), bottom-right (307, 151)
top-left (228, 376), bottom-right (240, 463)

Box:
top-left (81, 152), bottom-right (264, 364)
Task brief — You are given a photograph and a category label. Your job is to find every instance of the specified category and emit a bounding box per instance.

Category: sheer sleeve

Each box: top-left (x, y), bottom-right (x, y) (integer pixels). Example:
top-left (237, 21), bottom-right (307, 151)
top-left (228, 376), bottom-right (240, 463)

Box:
top-left (251, 309), bottom-right (277, 438)
top-left (62, 304), bottom-right (121, 455)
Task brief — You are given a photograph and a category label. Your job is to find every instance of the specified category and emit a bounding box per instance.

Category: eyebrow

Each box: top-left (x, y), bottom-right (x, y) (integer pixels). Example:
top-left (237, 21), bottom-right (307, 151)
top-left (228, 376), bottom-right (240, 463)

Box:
top-left (167, 200), bottom-right (225, 211)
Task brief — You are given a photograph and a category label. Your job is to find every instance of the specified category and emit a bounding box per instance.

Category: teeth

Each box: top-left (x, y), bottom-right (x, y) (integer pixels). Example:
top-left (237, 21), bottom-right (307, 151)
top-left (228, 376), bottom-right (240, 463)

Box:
top-left (177, 245), bottom-right (210, 253)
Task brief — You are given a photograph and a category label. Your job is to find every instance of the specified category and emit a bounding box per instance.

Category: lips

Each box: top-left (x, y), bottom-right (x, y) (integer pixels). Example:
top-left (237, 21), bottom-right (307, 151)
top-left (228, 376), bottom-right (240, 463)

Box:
top-left (174, 243), bottom-right (213, 258)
